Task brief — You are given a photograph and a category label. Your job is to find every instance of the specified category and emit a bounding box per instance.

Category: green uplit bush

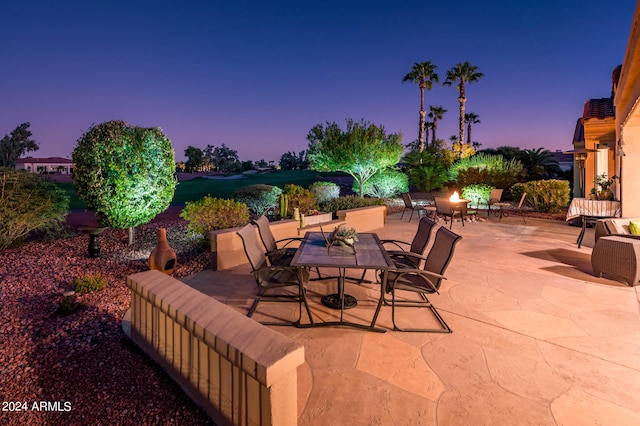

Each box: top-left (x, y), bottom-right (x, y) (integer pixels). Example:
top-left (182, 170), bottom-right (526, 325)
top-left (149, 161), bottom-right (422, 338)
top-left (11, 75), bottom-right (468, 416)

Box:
top-left (462, 184), bottom-right (494, 207)
top-left (511, 179), bottom-right (570, 212)
top-left (181, 196), bottom-right (250, 235)
top-left (309, 181), bottom-right (340, 204)
top-left (73, 273), bottom-right (107, 294)
top-left (0, 168), bottom-right (69, 250)
top-left (72, 120), bottom-right (177, 243)
top-left (283, 184), bottom-right (318, 214)
top-left (407, 164), bottom-right (449, 192)
top-left (320, 195), bottom-right (385, 216)
top-left (352, 168), bottom-right (408, 198)
top-left (449, 154), bottom-right (522, 188)
top-left (180, 195), bottom-right (249, 236)
top-left (232, 184), bottom-right (282, 216)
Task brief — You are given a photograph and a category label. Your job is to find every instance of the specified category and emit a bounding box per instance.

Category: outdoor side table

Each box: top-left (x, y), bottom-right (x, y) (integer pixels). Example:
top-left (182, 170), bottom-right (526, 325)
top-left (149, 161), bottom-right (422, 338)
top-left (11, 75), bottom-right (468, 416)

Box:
top-left (566, 198), bottom-right (621, 248)
top-left (591, 235), bottom-right (640, 286)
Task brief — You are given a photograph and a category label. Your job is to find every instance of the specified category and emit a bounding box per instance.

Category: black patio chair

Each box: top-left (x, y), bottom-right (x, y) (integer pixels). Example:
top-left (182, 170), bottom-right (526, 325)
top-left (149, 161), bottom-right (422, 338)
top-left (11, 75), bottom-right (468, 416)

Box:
top-left (401, 193), bottom-right (436, 222)
top-left (381, 226), bottom-right (462, 332)
top-left (253, 215), bottom-right (301, 266)
top-left (236, 224), bottom-right (314, 326)
top-left (433, 196), bottom-right (464, 229)
top-left (381, 216), bottom-right (437, 269)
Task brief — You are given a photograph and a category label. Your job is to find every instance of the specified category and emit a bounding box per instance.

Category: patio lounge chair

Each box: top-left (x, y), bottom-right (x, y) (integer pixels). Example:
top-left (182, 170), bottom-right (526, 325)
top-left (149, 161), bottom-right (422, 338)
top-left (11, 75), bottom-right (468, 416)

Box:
top-left (401, 193), bottom-right (436, 222)
top-left (500, 192), bottom-right (527, 224)
top-left (483, 188), bottom-right (510, 217)
top-left (382, 226), bottom-right (462, 332)
top-left (237, 224), bottom-right (314, 326)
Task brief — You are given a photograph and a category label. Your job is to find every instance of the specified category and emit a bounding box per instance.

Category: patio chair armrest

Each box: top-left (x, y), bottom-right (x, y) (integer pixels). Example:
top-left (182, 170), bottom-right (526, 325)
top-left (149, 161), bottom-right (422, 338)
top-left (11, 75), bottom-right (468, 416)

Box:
top-left (390, 267), bottom-right (447, 280)
top-left (265, 248), bottom-right (294, 258)
top-left (387, 251), bottom-right (427, 262)
top-left (276, 237), bottom-right (303, 248)
top-left (380, 239), bottom-right (410, 251)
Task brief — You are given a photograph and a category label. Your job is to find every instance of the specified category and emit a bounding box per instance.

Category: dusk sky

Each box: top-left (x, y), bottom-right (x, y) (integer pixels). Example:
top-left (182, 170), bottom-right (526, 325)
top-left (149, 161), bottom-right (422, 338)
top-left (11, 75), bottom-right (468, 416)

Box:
top-left (1, 0), bottom-right (636, 163)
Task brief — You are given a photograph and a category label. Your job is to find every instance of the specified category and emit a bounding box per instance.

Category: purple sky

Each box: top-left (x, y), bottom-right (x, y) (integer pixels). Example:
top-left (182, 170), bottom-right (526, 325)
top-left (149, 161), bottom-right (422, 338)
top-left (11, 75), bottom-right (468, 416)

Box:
top-left (0, 0), bottom-right (635, 162)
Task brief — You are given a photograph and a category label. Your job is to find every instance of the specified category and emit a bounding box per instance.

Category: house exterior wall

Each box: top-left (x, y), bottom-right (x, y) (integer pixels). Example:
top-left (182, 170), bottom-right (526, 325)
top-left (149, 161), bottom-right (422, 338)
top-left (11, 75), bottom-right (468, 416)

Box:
top-left (614, 2), bottom-right (640, 217)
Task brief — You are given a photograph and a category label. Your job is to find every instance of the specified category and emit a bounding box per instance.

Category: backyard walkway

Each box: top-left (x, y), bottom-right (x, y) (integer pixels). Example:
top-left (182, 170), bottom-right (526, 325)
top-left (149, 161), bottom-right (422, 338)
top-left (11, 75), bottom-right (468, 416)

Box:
top-left (181, 213), bottom-right (640, 425)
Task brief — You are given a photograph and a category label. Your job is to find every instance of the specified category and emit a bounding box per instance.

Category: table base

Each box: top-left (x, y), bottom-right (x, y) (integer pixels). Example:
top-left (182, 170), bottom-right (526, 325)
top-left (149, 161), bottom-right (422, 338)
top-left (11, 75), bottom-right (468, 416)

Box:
top-left (321, 293), bottom-right (357, 310)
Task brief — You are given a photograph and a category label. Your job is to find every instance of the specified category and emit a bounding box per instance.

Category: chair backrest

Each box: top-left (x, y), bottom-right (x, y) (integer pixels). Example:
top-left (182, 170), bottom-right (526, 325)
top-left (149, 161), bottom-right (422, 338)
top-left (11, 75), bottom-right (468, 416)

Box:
top-left (433, 197), bottom-right (455, 215)
top-left (489, 188), bottom-right (504, 202)
top-left (253, 215), bottom-right (277, 252)
top-left (517, 192), bottom-right (527, 209)
top-left (409, 216), bottom-right (437, 254)
top-left (236, 224), bottom-right (268, 272)
top-left (423, 227), bottom-right (463, 290)
top-left (401, 193), bottom-right (414, 209)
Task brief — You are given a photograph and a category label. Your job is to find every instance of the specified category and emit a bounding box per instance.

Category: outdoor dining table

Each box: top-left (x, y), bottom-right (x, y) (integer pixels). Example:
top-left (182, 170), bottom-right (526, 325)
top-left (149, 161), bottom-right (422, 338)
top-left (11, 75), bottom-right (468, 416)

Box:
top-left (566, 198), bottom-right (622, 248)
top-left (290, 232), bottom-right (395, 332)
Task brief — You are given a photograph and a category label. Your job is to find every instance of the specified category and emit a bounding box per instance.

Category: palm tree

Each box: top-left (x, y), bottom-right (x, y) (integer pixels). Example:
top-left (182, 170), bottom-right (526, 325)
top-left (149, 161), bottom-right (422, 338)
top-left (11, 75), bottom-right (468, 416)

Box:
top-left (402, 61), bottom-right (439, 152)
top-left (428, 106), bottom-right (447, 146)
top-left (423, 121), bottom-right (433, 149)
top-left (519, 147), bottom-right (561, 180)
top-left (464, 112), bottom-right (481, 146)
top-left (443, 62), bottom-right (484, 146)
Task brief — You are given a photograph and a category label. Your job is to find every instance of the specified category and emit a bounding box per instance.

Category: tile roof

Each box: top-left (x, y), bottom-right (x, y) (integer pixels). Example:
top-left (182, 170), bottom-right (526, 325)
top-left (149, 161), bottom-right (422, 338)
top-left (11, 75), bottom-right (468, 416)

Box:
top-left (572, 118), bottom-right (585, 144)
top-left (15, 157), bottom-right (73, 164)
top-left (582, 98), bottom-right (614, 120)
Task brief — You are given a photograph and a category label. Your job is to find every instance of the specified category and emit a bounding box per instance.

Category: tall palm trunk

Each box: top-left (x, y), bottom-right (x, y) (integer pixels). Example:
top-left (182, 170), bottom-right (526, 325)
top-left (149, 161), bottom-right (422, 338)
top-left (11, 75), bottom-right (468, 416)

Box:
top-left (467, 121), bottom-right (472, 146)
top-left (418, 86), bottom-right (426, 152)
top-left (458, 97), bottom-right (466, 146)
top-left (432, 119), bottom-right (438, 145)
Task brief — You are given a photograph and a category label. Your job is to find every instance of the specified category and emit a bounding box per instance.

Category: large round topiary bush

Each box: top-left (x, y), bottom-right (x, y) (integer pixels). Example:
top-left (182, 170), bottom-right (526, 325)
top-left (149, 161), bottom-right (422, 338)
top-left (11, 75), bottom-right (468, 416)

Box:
top-left (72, 120), bottom-right (177, 234)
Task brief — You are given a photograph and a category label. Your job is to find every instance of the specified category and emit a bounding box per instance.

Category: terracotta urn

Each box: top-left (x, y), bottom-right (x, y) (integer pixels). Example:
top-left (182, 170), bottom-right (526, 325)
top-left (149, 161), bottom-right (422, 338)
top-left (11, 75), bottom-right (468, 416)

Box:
top-left (149, 228), bottom-right (177, 274)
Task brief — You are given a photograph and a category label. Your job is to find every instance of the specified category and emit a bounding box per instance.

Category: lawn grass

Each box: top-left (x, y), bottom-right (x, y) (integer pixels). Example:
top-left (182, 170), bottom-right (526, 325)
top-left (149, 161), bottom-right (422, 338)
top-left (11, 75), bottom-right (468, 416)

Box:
top-left (59, 170), bottom-right (349, 211)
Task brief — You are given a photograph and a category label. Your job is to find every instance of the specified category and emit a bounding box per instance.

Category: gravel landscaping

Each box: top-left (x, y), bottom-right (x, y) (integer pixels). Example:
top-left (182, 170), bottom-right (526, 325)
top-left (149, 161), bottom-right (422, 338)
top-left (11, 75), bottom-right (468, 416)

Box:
top-left (0, 211), bottom-right (215, 425)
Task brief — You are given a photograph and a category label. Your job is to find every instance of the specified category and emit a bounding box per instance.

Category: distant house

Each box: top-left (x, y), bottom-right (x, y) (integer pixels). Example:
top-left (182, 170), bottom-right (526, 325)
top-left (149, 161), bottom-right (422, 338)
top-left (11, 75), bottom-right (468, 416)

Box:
top-left (14, 157), bottom-right (74, 174)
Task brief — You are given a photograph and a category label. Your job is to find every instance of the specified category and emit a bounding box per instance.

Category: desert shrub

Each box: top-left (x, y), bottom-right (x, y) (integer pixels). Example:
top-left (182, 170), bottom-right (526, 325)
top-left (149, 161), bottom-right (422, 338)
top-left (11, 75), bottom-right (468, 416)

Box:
top-left (462, 184), bottom-right (494, 207)
top-left (449, 154), bottom-right (522, 187)
top-left (181, 196), bottom-right (250, 235)
top-left (232, 184), bottom-right (282, 216)
top-left (0, 168), bottom-right (69, 250)
top-left (309, 181), bottom-right (340, 204)
top-left (511, 179), bottom-right (570, 212)
top-left (352, 168), bottom-right (408, 198)
top-left (73, 273), bottom-right (107, 294)
top-left (320, 196), bottom-right (384, 215)
top-left (72, 120), bottom-right (177, 231)
top-left (283, 184), bottom-right (318, 214)
top-left (56, 296), bottom-right (86, 316)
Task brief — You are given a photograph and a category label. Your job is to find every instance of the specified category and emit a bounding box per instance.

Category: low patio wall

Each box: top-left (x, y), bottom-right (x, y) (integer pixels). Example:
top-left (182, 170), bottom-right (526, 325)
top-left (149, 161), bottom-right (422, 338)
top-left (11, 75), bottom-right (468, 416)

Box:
top-left (208, 220), bottom-right (300, 270)
top-left (337, 205), bottom-right (387, 232)
top-left (126, 269), bottom-right (304, 426)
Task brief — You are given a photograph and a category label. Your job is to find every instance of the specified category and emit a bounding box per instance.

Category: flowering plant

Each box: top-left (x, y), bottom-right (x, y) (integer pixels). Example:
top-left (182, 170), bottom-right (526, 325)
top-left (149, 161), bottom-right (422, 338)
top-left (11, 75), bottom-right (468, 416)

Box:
top-left (594, 174), bottom-right (618, 191)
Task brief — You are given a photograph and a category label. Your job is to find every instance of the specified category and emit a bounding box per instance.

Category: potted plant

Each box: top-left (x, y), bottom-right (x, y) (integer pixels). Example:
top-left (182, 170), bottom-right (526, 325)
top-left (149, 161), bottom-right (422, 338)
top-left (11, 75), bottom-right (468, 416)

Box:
top-left (589, 187), bottom-right (598, 200)
top-left (594, 174), bottom-right (618, 200)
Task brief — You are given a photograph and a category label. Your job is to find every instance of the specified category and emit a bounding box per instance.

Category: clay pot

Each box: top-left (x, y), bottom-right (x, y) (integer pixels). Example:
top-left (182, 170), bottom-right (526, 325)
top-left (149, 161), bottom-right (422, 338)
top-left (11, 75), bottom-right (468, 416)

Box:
top-left (149, 228), bottom-right (177, 274)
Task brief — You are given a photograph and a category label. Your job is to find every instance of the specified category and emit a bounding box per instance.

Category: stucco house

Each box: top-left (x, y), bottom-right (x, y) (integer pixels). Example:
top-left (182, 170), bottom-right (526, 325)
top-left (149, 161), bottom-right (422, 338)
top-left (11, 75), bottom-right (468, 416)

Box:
top-left (14, 157), bottom-right (74, 174)
top-left (570, 1), bottom-right (640, 217)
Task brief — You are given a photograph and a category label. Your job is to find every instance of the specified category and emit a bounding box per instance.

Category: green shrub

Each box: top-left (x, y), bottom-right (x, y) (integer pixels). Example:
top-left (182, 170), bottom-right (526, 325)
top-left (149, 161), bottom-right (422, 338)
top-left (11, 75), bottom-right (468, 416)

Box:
top-left (352, 168), bottom-right (408, 198)
top-left (181, 196), bottom-right (250, 235)
top-left (407, 164), bottom-right (449, 192)
top-left (320, 196), bottom-right (384, 215)
top-left (462, 184), bottom-right (494, 207)
top-left (283, 184), bottom-right (318, 214)
top-left (73, 273), bottom-right (107, 294)
top-left (72, 120), bottom-right (177, 231)
top-left (56, 296), bottom-right (86, 316)
top-left (0, 168), bottom-right (69, 250)
top-left (511, 179), bottom-right (570, 212)
top-left (449, 154), bottom-right (522, 187)
top-left (309, 181), bottom-right (340, 204)
top-left (232, 184), bottom-right (282, 216)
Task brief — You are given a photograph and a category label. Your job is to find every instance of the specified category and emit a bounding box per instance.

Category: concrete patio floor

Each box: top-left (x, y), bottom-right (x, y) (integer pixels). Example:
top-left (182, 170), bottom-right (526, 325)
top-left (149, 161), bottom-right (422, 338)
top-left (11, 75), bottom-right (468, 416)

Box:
top-left (181, 213), bottom-right (640, 425)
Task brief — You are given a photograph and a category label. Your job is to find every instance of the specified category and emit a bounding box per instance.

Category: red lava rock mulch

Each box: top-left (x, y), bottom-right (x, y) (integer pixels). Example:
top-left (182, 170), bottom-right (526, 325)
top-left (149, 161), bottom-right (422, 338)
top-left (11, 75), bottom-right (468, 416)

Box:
top-left (0, 209), bottom-right (215, 426)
